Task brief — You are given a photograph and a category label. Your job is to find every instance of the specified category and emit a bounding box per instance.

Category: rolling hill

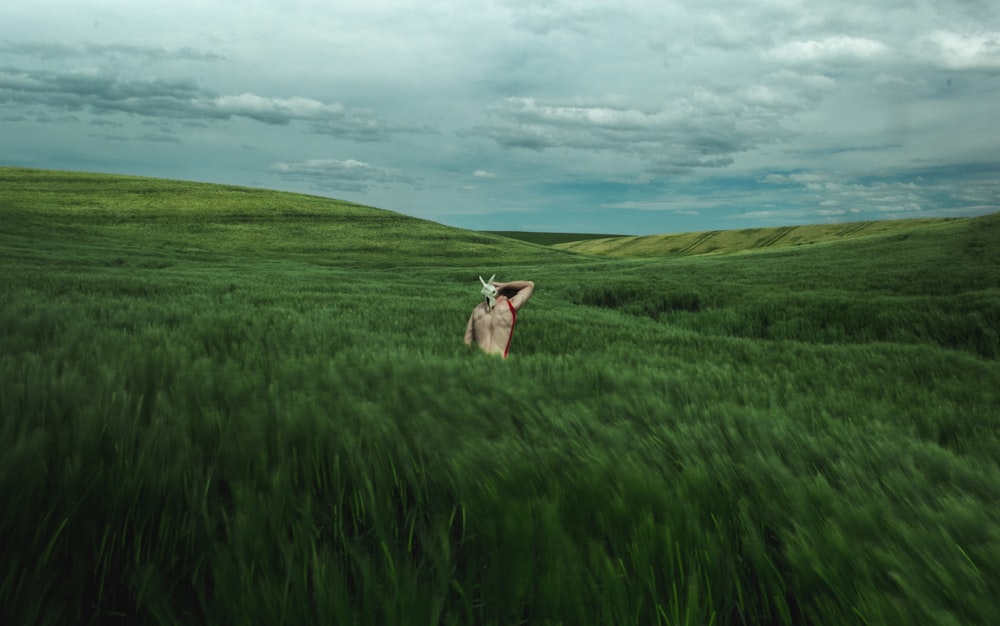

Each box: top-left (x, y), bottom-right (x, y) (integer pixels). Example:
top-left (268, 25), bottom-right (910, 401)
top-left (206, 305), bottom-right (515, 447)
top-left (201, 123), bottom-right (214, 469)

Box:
top-left (0, 166), bottom-right (568, 268)
top-left (6, 165), bottom-right (992, 266)
top-left (2, 166), bottom-right (999, 626)
top-left (550, 215), bottom-right (988, 258)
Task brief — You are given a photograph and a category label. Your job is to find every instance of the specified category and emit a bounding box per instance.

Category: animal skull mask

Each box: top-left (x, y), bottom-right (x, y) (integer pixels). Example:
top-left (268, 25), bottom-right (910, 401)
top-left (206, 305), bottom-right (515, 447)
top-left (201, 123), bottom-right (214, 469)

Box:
top-left (479, 274), bottom-right (497, 309)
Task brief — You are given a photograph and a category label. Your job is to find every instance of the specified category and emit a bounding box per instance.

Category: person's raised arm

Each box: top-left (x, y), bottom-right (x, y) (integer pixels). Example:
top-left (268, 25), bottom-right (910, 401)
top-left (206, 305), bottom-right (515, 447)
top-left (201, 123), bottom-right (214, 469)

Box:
top-left (496, 280), bottom-right (534, 311)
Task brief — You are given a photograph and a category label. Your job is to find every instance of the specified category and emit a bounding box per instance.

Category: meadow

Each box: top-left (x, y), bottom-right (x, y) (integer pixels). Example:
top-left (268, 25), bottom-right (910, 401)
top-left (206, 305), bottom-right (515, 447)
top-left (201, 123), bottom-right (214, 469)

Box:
top-left (550, 217), bottom-right (981, 259)
top-left (2, 167), bottom-right (998, 625)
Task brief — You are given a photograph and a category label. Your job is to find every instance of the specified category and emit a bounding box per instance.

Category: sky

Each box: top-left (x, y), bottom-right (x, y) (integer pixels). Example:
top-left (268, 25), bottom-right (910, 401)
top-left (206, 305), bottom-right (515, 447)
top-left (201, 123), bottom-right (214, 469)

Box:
top-left (2, 0), bottom-right (999, 235)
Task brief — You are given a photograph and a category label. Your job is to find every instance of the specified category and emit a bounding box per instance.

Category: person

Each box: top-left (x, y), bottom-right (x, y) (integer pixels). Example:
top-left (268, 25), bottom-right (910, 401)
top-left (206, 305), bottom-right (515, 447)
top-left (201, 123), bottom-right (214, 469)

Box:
top-left (464, 275), bottom-right (535, 358)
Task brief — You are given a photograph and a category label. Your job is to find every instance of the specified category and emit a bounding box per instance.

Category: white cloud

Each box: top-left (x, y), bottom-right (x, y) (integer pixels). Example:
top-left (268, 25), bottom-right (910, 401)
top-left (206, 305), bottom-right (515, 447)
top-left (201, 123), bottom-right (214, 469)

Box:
top-left (926, 30), bottom-right (1000, 70)
top-left (211, 94), bottom-right (346, 123)
top-left (768, 36), bottom-right (890, 64)
top-left (271, 158), bottom-right (418, 192)
top-left (763, 172), bottom-right (827, 186)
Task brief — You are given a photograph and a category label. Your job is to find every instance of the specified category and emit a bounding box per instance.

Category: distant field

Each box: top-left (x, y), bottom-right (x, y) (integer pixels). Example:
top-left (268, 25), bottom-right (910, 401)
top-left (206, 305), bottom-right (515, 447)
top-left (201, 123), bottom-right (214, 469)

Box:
top-left (552, 217), bottom-right (970, 257)
top-left (483, 230), bottom-right (626, 246)
top-left (3, 167), bottom-right (999, 626)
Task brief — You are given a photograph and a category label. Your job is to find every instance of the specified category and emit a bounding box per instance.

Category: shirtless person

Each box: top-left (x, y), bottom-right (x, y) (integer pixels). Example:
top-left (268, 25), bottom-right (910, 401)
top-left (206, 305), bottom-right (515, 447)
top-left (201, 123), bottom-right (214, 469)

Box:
top-left (464, 275), bottom-right (535, 358)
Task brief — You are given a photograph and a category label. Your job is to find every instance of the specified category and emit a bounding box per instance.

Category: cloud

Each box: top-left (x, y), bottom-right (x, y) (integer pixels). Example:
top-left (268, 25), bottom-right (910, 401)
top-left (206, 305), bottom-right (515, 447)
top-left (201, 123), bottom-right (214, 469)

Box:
top-left (0, 39), bottom-right (224, 62)
top-left (873, 73), bottom-right (927, 90)
top-left (270, 158), bottom-right (419, 192)
top-left (3, 1), bottom-right (999, 235)
top-left (925, 30), bottom-right (1000, 71)
top-left (95, 131), bottom-right (179, 144)
top-left (600, 199), bottom-right (700, 215)
top-left (759, 165), bottom-right (1000, 219)
top-left (767, 36), bottom-right (890, 65)
top-left (476, 84), bottom-right (815, 174)
top-left (210, 93), bottom-right (345, 125)
top-left (0, 67), bottom-right (401, 139)
top-left (501, 0), bottom-right (617, 37)
top-left (764, 172), bottom-right (827, 187)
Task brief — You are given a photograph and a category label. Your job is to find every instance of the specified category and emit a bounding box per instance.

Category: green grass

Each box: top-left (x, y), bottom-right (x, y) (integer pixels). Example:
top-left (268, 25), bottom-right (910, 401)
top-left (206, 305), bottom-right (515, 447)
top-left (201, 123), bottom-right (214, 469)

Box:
top-left (551, 218), bottom-right (970, 258)
top-left (483, 231), bottom-right (627, 246)
top-left (2, 167), bottom-right (999, 625)
top-left (0, 167), bottom-right (571, 269)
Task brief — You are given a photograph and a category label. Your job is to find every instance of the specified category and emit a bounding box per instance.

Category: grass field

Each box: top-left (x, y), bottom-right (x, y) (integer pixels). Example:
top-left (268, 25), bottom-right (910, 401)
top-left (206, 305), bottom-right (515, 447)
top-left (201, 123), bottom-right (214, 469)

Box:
top-left (2, 167), bottom-right (999, 625)
top-left (482, 231), bottom-right (626, 246)
top-left (551, 218), bottom-right (969, 258)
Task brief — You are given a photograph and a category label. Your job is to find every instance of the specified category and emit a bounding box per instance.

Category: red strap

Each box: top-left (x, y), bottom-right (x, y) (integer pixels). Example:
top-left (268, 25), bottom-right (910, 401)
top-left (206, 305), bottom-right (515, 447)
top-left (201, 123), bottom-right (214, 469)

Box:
top-left (503, 300), bottom-right (517, 359)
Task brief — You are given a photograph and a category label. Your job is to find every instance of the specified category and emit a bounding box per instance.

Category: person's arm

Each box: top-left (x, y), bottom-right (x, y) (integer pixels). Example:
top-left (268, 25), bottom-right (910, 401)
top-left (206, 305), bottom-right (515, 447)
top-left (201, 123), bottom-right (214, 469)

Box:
top-left (495, 280), bottom-right (534, 311)
top-left (464, 310), bottom-right (476, 345)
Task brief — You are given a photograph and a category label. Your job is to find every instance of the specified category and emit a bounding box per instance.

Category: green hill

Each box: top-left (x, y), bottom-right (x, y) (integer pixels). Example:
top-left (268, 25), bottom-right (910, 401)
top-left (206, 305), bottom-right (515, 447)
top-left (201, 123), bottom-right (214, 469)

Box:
top-left (0, 166), bottom-right (567, 268)
top-left (551, 216), bottom-right (980, 257)
top-left (2, 167), bottom-right (999, 626)
top-left (483, 230), bottom-right (627, 246)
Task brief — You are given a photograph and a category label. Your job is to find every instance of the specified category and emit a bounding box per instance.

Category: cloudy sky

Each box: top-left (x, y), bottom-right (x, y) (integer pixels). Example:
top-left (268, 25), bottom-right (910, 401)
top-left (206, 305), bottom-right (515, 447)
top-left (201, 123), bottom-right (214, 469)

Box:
top-left (2, 0), bottom-right (999, 234)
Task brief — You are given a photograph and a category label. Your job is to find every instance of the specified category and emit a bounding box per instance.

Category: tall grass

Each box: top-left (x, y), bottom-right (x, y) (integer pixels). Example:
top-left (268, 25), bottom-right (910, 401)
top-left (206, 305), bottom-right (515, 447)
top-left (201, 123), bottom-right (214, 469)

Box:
top-left (2, 169), bottom-right (999, 624)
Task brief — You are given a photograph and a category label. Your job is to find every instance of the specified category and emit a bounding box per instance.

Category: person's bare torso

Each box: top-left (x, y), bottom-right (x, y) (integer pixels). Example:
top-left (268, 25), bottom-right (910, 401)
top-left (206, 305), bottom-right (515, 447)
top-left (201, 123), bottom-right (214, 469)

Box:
top-left (469, 297), bottom-right (515, 356)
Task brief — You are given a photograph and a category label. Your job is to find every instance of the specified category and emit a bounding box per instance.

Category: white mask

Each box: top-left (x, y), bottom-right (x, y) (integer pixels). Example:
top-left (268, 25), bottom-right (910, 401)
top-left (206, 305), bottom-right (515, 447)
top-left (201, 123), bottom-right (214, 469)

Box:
top-left (479, 274), bottom-right (497, 309)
